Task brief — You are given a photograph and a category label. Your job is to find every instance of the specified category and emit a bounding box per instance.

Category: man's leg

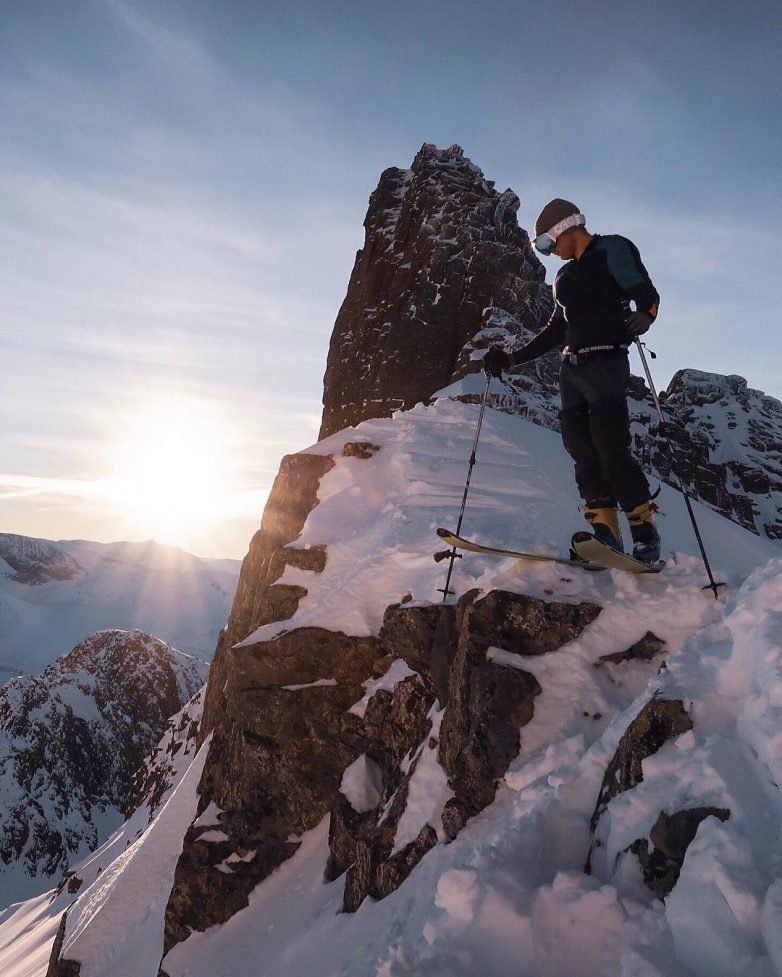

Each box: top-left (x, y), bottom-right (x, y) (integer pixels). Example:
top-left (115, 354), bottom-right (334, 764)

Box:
top-left (559, 364), bottom-right (623, 551)
top-left (582, 358), bottom-right (661, 561)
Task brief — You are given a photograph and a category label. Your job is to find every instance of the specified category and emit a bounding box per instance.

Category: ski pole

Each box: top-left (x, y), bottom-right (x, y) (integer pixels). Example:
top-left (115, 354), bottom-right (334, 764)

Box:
top-left (437, 374), bottom-right (492, 600)
top-left (634, 338), bottom-right (724, 599)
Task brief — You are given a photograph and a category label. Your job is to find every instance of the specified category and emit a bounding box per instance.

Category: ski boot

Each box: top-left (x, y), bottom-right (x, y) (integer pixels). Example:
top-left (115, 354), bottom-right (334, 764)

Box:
top-left (575, 503), bottom-right (624, 556)
top-left (626, 501), bottom-right (661, 564)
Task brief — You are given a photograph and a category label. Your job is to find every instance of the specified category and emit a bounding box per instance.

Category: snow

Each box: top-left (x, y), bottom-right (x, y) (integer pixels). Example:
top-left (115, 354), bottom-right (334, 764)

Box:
top-left (281, 677), bottom-right (338, 691)
top-left (196, 829), bottom-right (230, 843)
top-left (0, 690), bottom-right (207, 976)
top-left (3, 393), bottom-right (782, 976)
top-left (340, 755), bottom-right (383, 813)
top-left (0, 537), bottom-right (239, 676)
top-left (392, 705), bottom-right (452, 852)
top-left (348, 659), bottom-right (417, 718)
top-left (55, 736), bottom-right (211, 977)
top-left (237, 395), bottom-right (776, 654)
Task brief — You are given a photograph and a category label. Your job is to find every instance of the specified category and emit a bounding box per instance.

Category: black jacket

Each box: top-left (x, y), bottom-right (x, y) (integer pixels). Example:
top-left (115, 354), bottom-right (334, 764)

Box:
top-left (512, 234), bottom-right (659, 365)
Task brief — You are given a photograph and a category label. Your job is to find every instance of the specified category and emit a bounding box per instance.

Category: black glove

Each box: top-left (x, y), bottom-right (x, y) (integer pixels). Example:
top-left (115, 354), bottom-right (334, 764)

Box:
top-left (483, 346), bottom-right (512, 377)
top-left (626, 311), bottom-right (653, 336)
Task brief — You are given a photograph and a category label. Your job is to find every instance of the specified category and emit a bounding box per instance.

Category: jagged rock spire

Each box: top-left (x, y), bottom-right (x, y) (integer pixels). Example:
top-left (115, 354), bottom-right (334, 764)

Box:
top-left (319, 143), bottom-right (550, 439)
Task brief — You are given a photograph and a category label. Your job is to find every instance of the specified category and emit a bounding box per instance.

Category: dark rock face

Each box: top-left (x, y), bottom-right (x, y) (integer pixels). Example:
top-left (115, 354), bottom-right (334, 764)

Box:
top-left (628, 807), bottom-right (731, 897)
top-left (46, 913), bottom-right (80, 977)
top-left (587, 697), bottom-right (693, 874)
top-left (0, 533), bottom-right (84, 585)
top-left (125, 686), bottom-right (206, 823)
top-left (439, 590), bottom-right (600, 834)
top-left (163, 627), bottom-right (382, 951)
top-left (334, 673), bottom-right (438, 912)
top-left (596, 631), bottom-right (667, 667)
top-left (629, 370), bottom-right (782, 539)
top-left (590, 698), bottom-right (693, 834)
top-left (0, 630), bottom-right (206, 896)
top-left (326, 590), bottom-right (600, 912)
top-left (200, 451), bottom-right (334, 739)
top-left (319, 143), bottom-right (551, 439)
top-left (162, 444), bottom-right (351, 954)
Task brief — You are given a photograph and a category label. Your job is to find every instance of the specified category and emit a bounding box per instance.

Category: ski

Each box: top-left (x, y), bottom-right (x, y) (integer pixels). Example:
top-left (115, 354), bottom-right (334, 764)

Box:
top-left (435, 528), bottom-right (606, 571)
top-left (570, 531), bottom-right (665, 574)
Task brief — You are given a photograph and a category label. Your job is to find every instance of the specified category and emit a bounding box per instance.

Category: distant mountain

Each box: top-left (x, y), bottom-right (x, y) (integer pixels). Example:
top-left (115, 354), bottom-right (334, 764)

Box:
top-left (0, 534), bottom-right (240, 678)
top-left (0, 628), bottom-right (207, 906)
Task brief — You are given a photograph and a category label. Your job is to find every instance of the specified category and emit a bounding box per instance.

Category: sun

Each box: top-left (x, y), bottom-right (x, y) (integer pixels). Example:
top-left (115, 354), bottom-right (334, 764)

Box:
top-left (107, 396), bottom-right (234, 547)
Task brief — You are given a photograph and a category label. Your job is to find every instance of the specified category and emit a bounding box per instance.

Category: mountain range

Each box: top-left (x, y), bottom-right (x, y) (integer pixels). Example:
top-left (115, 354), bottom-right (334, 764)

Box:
top-left (0, 534), bottom-right (240, 679)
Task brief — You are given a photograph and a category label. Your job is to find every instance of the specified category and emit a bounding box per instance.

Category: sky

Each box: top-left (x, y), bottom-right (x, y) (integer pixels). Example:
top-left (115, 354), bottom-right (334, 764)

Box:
top-left (1, 0), bottom-right (780, 558)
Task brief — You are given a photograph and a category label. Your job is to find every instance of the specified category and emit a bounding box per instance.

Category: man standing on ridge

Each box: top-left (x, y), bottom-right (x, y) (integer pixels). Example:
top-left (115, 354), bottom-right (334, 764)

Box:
top-left (483, 198), bottom-right (662, 564)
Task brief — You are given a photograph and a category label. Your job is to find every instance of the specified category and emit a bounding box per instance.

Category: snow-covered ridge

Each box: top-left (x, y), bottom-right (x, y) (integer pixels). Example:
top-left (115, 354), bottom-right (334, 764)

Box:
top-left (0, 628), bottom-right (208, 907)
top-left (0, 686), bottom-right (207, 977)
top-left (654, 368), bottom-right (782, 537)
top-left (24, 394), bottom-right (782, 977)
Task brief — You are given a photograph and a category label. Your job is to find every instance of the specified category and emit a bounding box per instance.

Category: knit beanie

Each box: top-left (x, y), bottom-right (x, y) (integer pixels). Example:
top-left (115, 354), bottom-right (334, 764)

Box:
top-left (535, 198), bottom-right (582, 237)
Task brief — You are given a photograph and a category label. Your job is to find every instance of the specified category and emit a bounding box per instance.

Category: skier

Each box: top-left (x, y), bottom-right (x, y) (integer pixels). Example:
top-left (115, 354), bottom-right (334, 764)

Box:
top-left (483, 198), bottom-right (661, 563)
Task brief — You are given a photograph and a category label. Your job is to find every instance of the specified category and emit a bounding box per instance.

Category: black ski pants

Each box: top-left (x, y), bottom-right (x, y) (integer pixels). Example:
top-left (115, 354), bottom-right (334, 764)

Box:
top-left (559, 354), bottom-right (650, 511)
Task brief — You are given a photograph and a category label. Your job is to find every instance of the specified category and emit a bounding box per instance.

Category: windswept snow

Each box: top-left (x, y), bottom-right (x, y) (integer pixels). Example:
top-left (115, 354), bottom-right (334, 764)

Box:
top-left (162, 562), bottom-right (782, 977)
top-left (239, 393), bottom-right (775, 651)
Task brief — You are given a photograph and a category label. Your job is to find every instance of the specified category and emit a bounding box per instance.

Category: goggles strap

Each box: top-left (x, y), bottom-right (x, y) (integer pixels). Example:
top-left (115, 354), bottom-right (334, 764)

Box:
top-left (543, 213), bottom-right (586, 241)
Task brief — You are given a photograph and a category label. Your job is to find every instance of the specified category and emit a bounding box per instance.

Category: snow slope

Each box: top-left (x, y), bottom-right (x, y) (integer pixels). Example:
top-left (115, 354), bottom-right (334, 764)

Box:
top-left (0, 687), bottom-right (207, 977)
top-left (0, 536), bottom-right (240, 677)
top-left (3, 393), bottom-right (781, 977)
top-left (0, 630), bottom-right (208, 907)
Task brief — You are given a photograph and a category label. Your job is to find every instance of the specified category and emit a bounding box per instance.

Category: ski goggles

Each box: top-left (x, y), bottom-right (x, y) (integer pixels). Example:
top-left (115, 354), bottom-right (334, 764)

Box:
top-left (533, 213), bottom-right (586, 255)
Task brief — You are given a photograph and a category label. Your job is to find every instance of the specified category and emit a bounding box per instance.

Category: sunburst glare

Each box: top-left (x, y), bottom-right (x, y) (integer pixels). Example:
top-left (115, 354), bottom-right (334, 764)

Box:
top-left (107, 396), bottom-right (235, 548)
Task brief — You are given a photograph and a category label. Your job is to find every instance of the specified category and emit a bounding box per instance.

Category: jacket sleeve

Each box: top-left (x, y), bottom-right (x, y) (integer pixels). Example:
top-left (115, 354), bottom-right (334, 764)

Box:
top-left (510, 309), bottom-right (567, 366)
top-left (604, 236), bottom-right (660, 320)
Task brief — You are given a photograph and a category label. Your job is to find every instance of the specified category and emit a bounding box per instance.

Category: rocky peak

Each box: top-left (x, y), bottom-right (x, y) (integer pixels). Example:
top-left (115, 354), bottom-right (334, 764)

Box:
top-left (0, 629), bottom-right (207, 904)
top-left (319, 143), bottom-right (551, 439)
top-left (0, 533), bottom-right (84, 585)
top-left (630, 368), bottom-right (782, 538)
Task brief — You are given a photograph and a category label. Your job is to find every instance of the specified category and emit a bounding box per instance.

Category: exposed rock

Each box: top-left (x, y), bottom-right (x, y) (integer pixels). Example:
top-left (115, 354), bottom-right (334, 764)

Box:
top-left (342, 441), bottom-right (381, 459)
top-left (440, 590), bottom-right (599, 830)
top-left (319, 143), bottom-right (551, 439)
top-left (0, 533), bottom-right (84, 585)
top-left (124, 686), bottom-right (206, 823)
top-left (327, 591), bottom-right (601, 912)
top-left (590, 698), bottom-right (693, 836)
top-left (627, 370), bottom-right (782, 538)
top-left (45, 913), bottom-right (80, 977)
top-left (335, 673), bottom-right (438, 911)
top-left (628, 806), bottom-right (731, 897)
top-left (586, 698), bottom-right (694, 873)
top-left (0, 630), bottom-right (206, 901)
top-left (376, 602), bottom-right (460, 707)
top-left (200, 451), bottom-right (334, 740)
top-left (163, 627), bottom-right (381, 952)
top-left (596, 631), bottom-right (667, 667)
top-left (453, 589), bottom-right (601, 657)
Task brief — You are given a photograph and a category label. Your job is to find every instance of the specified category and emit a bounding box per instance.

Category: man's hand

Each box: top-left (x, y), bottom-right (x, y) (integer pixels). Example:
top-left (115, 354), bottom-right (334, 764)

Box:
top-left (483, 346), bottom-right (512, 377)
top-left (626, 311), bottom-right (653, 336)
